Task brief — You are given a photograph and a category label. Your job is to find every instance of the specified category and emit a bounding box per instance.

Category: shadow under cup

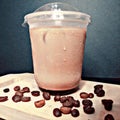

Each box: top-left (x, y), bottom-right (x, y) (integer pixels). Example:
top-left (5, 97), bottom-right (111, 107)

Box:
top-left (23, 2), bottom-right (91, 91)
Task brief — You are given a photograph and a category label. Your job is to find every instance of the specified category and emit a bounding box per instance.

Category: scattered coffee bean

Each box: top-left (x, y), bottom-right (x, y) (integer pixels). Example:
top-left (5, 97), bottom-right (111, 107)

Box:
top-left (80, 92), bottom-right (89, 99)
top-left (15, 91), bottom-right (23, 97)
top-left (34, 99), bottom-right (45, 108)
top-left (67, 96), bottom-right (74, 101)
top-left (0, 96), bottom-right (8, 102)
top-left (94, 84), bottom-right (103, 89)
top-left (88, 93), bottom-right (94, 98)
top-left (104, 114), bottom-right (114, 120)
top-left (71, 109), bottom-right (79, 117)
top-left (12, 95), bottom-right (21, 102)
top-left (53, 108), bottom-right (62, 117)
top-left (22, 87), bottom-right (30, 93)
top-left (60, 96), bottom-right (67, 103)
top-left (82, 99), bottom-right (93, 107)
top-left (22, 97), bottom-right (31, 102)
top-left (31, 91), bottom-right (40, 97)
top-left (96, 90), bottom-right (105, 97)
top-left (54, 95), bottom-right (61, 102)
top-left (14, 86), bottom-right (20, 91)
top-left (3, 88), bottom-right (10, 93)
top-left (43, 92), bottom-right (51, 100)
top-left (102, 99), bottom-right (113, 111)
top-left (67, 96), bottom-right (75, 104)
top-left (62, 100), bottom-right (73, 108)
top-left (60, 106), bottom-right (71, 114)
top-left (73, 100), bottom-right (80, 107)
top-left (94, 84), bottom-right (105, 97)
top-left (83, 106), bottom-right (95, 114)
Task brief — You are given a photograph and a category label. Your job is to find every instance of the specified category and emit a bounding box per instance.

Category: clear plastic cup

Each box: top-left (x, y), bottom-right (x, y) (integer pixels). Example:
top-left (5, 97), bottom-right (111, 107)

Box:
top-left (23, 2), bottom-right (91, 91)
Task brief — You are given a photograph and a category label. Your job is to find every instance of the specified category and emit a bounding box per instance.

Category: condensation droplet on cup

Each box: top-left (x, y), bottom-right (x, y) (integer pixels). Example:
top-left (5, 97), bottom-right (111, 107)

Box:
top-left (63, 46), bottom-right (67, 51)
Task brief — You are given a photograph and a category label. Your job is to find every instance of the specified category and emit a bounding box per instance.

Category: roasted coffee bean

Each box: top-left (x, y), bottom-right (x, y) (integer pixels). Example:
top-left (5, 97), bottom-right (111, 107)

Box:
top-left (34, 99), bottom-right (45, 108)
top-left (67, 96), bottom-right (74, 101)
top-left (31, 91), bottom-right (40, 97)
top-left (60, 96), bottom-right (67, 103)
top-left (22, 87), bottom-right (30, 93)
top-left (94, 88), bottom-right (102, 94)
top-left (15, 91), bottom-right (23, 97)
top-left (104, 114), bottom-right (114, 120)
top-left (0, 96), bottom-right (8, 102)
top-left (82, 99), bottom-right (93, 107)
top-left (53, 108), bottom-right (62, 117)
top-left (88, 93), bottom-right (94, 98)
top-left (54, 95), bottom-right (61, 102)
top-left (22, 97), bottom-right (31, 102)
top-left (3, 88), bottom-right (10, 93)
top-left (83, 106), bottom-right (95, 114)
top-left (94, 84), bottom-right (103, 89)
top-left (43, 92), bottom-right (51, 100)
top-left (94, 84), bottom-right (105, 97)
top-left (96, 90), bottom-right (105, 97)
top-left (14, 86), bottom-right (20, 91)
top-left (80, 92), bottom-right (89, 99)
top-left (67, 96), bottom-right (75, 103)
top-left (60, 106), bottom-right (71, 114)
top-left (12, 95), bottom-right (21, 102)
top-left (102, 99), bottom-right (113, 111)
top-left (71, 109), bottom-right (79, 117)
top-left (73, 100), bottom-right (80, 107)
top-left (62, 100), bottom-right (73, 108)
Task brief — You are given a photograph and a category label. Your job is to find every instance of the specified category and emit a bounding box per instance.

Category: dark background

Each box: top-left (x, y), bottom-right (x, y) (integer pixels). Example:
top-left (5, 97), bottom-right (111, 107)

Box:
top-left (0, 0), bottom-right (120, 84)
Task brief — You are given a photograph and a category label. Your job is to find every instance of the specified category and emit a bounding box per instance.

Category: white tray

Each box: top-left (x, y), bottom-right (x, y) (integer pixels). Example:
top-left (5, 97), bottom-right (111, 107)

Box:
top-left (0, 73), bottom-right (120, 120)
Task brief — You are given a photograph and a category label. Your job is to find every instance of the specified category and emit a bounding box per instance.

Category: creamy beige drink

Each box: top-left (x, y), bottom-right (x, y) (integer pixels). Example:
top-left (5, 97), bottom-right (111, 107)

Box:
top-left (29, 27), bottom-right (86, 90)
top-left (24, 2), bottom-right (91, 90)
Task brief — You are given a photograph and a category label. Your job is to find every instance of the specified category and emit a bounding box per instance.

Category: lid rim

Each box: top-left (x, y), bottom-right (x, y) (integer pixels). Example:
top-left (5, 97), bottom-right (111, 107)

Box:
top-left (24, 11), bottom-right (91, 21)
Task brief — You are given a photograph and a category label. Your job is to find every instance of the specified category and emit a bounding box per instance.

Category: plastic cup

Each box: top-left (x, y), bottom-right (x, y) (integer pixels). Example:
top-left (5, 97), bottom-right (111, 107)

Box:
top-left (23, 2), bottom-right (91, 91)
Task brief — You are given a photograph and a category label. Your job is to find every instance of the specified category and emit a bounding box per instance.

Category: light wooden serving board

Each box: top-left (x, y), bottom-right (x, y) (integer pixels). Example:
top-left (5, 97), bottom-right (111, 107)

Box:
top-left (0, 73), bottom-right (120, 120)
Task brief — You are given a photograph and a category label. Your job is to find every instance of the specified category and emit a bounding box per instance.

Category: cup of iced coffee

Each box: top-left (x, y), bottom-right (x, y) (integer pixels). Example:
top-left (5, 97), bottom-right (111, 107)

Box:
top-left (23, 2), bottom-right (91, 91)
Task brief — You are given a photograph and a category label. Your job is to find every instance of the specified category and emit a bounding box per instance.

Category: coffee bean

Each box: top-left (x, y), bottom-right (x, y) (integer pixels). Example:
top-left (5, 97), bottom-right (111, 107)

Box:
top-left (43, 92), bottom-right (51, 100)
top-left (73, 100), bottom-right (80, 107)
top-left (12, 95), bottom-right (21, 102)
top-left (94, 87), bottom-right (103, 94)
top-left (96, 90), bottom-right (105, 97)
top-left (31, 91), bottom-right (40, 97)
top-left (62, 100), bottom-right (73, 108)
top-left (14, 86), bottom-right (20, 91)
top-left (34, 99), bottom-right (45, 108)
top-left (60, 106), bottom-right (71, 114)
top-left (83, 106), bottom-right (95, 114)
top-left (82, 99), bottom-right (93, 107)
top-left (80, 92), bottom-right (89, 99)
top-left (22, 97), bottom-right (31, 102)
top-left (104, 114), bottom-right (114, 120)
top-left (94, 84), bottom-right (103, 89)
top-left (15, 91), bottom-right (23, 97)
top-left (22, 87), bottom-right (30, 93)
top-left (3, 88), bottom-right (10, 93)
top-left (53, 108), bottom-right (62, 117)
top-left (102, 99), bottom-right (113, 111)
top-left (60, 96), bottom-right (67, 103)
top-left (54, 95), bottom-right (61, 102)
top-left (0, 96), bottom-right (8, 102)
top-left (71, 109), bottom-right (79, 117)
top-left (88, 93), bottom-right (94, 98)
top-left (67, 96), bottom-right (74, 101)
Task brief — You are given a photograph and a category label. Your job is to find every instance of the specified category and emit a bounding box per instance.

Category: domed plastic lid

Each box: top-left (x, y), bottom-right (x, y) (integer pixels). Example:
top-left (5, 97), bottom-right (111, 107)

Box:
top-left (23, 2), bottom-right (91, 27)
